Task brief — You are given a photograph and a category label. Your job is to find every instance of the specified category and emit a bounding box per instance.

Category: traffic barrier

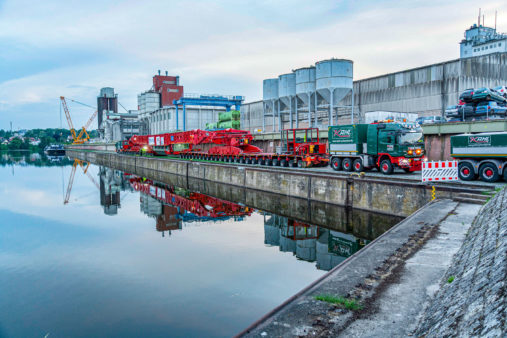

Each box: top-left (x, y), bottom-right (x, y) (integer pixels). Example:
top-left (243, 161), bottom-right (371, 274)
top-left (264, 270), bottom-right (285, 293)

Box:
top-left (422, 161), bottom-right (458, 182)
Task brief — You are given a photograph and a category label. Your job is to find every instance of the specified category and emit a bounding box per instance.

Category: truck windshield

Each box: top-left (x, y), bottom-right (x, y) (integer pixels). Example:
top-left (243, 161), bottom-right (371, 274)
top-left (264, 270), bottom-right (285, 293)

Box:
top-left (398, 131), bottom-right (423, 145)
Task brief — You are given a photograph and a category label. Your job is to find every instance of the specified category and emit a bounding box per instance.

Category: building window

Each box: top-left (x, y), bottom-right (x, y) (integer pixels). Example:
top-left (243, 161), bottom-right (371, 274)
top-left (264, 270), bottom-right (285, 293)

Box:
top-left (499, 43), bottom-right (502, 46)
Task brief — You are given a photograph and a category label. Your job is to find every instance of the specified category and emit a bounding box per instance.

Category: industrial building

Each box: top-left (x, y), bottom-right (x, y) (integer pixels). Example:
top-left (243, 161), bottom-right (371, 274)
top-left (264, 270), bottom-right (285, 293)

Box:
top-left (137, 72), bottom-right (244, 134)
top-left (98, 87), bottom-right (142, 142)
top-left (460, 13), bottom-right (507, 58)
top-left (241, 24), bottom-right (507, 133)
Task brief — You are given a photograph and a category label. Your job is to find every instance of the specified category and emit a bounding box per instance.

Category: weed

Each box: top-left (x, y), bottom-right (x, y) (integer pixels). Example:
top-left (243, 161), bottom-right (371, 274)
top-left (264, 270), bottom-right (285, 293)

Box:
top-left (314, 295), bottom-right (363, 311)
top-left (447, 276), bottom-right (455, 283)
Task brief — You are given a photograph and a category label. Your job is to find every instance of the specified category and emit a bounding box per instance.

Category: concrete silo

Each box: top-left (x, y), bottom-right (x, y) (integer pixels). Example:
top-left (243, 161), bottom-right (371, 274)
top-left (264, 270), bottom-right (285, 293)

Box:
top-left (295, 66), bottom-right (316, 128)
top-left (316, 59), bottom-right (353, 125)
top-left (278, 73), bottom-right (296, 130)
top-left (262, 78), bottom-right (279, 132)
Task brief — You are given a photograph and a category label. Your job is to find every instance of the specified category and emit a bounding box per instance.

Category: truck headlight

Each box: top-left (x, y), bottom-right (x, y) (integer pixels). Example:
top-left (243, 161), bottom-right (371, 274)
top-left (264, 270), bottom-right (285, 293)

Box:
top-left (407, 149), bottom-right (413, 155)
top-left (415, 148), bottom-right (422, 155)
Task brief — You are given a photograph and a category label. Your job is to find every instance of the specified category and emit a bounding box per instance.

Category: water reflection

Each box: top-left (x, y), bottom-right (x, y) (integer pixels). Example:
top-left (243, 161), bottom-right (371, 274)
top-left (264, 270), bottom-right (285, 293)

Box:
top-left (85, 164), bottom-right (393, 271)
top-left (264, 214), bottom-right (369, 271)
top-left (0, 151), bottom-right (71, 168)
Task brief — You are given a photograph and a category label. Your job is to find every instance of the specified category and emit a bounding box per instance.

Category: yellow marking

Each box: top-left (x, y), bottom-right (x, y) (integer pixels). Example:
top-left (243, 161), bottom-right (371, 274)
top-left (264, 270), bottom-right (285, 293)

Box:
top-left (431, 186), bottom-right (436, 201)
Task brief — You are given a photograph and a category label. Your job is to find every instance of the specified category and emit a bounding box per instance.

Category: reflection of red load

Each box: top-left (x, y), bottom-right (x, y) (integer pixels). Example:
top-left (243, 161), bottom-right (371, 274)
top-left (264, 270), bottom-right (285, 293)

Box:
top-left (129, 177), bottom-right (252, 218)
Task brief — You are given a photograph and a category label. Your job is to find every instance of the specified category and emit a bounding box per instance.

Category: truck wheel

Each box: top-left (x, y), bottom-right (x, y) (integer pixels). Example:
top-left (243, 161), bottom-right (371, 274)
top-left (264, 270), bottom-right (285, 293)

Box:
top-left (379, 159), bottom-right (394, 175)
top-left (297, 160), bottom-right (305, 168)
top-left (272, 159), bottom-right (279, 166)
top-left (266, 159), bottom-right (272, 166)
top-left (353, 159), bottom-right (363, 172)
top-left (240, 158), bottom-right (245, 164)
top-left (280, 159), bottom-right (288, 167)
top-left (342, 158), bottom-right (352, 171)
top-left (458, 162), bottom-right (476, 181)
top-left (479, 163), bottom-right (499, 183)
top-left (331, 157), bottom-right (342, 171)
top-left (258, 158), bottom-right (265, 165)
top-left (290, 160), bottom-right (298, 168)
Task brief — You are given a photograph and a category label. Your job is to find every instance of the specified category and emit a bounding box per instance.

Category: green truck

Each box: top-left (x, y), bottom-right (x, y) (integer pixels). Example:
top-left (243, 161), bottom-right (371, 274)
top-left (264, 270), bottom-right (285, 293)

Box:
top-left (451, 132), bottom-right (507, 182)
top-left (328, 122), bottom-right (425, 174)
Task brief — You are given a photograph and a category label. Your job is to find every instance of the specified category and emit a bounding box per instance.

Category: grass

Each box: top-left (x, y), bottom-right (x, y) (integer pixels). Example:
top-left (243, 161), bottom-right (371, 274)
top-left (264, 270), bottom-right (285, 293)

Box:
top-left (447, 276), bottom-right (455, 283)
top-left (314, 295), bottom-right (363, 311)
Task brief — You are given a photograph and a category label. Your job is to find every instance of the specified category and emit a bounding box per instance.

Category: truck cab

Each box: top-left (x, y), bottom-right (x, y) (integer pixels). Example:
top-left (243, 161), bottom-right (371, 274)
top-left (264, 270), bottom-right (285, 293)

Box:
top-left (329, 122), bottom-right (425, 174)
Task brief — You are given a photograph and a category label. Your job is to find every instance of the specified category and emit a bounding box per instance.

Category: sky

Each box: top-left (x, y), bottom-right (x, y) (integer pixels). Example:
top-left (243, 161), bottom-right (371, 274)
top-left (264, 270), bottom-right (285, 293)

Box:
top-left (0, 0), bottom-right (506, 129)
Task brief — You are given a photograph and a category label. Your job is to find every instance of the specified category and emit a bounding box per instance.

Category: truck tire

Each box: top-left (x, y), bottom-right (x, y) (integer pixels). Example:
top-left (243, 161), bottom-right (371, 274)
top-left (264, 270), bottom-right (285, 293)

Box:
top-left (458, 162), bottom-right (476, 181)
top-left (290, 160), bottom-right (298, 168)
top-left (258, 158), bottom-right (265, 165)
top-left (379, 159), bottom-right (394, 175)
top-left (266, 159), bottom-right (272, 166)
top-left (298, 160), bottom-right (305, 168)
top-left (331, 157), bottom-right (342, 171)
top-left (272, 159), bottom-right (279, 166)
top-left (342, 158), bottom-right (352, 171)
top-left (353, 159), bottom-right (363, 172)
top-left (479, 163), bottom-right (499, 183)
top-left (280, 159), bottom-right (288, 167)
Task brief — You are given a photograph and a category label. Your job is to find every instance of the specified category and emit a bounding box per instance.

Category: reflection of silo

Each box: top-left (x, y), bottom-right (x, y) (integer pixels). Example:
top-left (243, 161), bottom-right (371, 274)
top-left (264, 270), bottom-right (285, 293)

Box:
top-left (315, 59), bottom-right (353, 125)
top-left (278, 73), bottom-right (296, 130)
top-left (264, 224), bottom-right (281, 246)
top-left (279, 236), bottom-right (296, 254)
top-left (262, 78), bottom-right (279, 132)
top-left (295, 66), bottom-right (316, 128)
top-left (296, 239), bottom-right (317, 262)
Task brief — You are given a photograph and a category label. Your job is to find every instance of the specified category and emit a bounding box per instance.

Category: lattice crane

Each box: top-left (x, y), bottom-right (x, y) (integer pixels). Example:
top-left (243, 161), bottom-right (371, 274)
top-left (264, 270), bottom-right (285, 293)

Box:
top-left (60, 96), bottom-right (97, 144)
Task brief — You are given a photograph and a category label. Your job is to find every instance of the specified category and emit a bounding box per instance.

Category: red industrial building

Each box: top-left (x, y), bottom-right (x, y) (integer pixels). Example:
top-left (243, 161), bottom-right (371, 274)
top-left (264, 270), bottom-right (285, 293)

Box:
top-left (153, 71), bottom-right (184, 107)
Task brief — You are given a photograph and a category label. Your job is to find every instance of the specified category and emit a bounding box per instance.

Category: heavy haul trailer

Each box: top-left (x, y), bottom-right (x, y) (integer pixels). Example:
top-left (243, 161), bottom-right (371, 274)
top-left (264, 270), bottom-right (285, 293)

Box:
top-left (117, 127), bottom-right (328, 168)
top-left (451, 132), bottom-right (507, 183)
top-left (328, 122), bottom-right (425, 174)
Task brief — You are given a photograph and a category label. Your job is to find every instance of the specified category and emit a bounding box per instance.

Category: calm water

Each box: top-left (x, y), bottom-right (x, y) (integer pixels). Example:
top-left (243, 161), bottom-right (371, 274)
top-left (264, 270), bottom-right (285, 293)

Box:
top-left (0, 153), bottom-right (401, 337)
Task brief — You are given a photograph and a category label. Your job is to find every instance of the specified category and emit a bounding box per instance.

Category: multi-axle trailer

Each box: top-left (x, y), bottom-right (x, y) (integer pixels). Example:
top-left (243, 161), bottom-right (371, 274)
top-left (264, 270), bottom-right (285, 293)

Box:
top-left (117, 127), bottom-right (329, 168)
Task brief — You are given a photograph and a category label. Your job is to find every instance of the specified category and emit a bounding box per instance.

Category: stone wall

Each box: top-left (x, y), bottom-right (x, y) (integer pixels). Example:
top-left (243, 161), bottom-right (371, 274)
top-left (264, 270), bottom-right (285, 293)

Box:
top-left (415, 187), bottom-right (506, 337)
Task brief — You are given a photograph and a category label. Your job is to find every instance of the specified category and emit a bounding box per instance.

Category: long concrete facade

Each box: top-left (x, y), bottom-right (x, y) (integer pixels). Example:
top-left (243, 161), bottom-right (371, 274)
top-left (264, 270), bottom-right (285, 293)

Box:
top-left (242, 52), bottom-right (507, 131)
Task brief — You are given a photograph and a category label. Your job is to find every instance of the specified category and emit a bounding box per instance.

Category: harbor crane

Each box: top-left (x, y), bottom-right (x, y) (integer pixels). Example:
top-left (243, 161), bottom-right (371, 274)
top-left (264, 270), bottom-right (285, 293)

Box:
top-left (60, 96), bottom-right (97, 144)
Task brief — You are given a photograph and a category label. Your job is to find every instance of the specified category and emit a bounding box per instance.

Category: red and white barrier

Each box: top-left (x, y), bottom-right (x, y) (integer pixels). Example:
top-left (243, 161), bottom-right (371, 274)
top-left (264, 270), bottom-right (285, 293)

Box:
top-left (422, 161), bottom-right (458, 182)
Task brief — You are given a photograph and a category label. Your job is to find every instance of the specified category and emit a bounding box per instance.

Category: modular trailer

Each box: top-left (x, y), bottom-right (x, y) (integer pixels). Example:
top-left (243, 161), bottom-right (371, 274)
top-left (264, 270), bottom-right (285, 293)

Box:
top-left (451, 132), bottom-right (507, 182)
top-left (328, 122), bottom-right (425, 174)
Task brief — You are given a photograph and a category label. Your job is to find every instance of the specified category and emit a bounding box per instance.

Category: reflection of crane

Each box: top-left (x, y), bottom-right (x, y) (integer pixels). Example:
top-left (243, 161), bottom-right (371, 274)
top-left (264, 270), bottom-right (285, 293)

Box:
top-left (64, 159), bottom-right (100, 204)
top-left (59, 96), bottom-right (97, 144)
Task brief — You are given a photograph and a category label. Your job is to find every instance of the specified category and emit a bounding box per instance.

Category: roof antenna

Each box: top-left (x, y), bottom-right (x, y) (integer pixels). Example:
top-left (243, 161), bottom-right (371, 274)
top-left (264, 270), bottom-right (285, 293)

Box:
top-left (483, 14), bottom-right (485, 27)
top-left (495, 10), bottom-right (497, 30)
top-left (478, 8), bottom-right (481, 26)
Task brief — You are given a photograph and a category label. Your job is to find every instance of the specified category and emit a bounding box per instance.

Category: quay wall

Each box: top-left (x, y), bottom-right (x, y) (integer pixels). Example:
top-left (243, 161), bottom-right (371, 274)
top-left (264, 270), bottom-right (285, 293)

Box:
top-left (66, 150), bottom-right (478, 217)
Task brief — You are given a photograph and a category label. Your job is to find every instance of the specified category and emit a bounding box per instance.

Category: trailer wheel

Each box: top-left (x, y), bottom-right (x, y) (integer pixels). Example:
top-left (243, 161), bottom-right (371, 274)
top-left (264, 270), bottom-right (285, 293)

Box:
top-left (353, 159), bottom-right (363, 172)
top-left (379, 159), bottom-right (394, 175)
top-left (331, 157), bottom-right (342, 171)
top-left (342, 158), bottom-right (352, 171)
top-left (458, 162), bottom-right (476, 181)
top-left (290, 160), bottom-right (298, 168)
top-left (266, 159), bottom-right (273, 166)
top-left (272, 159), bottom-right (279, 166)
top-left (297, 160), bottom-right (305, 168)
top-left (258, 158), bottom-right (265, 165)
top-left (280, 159), bottom-right (288, 167)
top-left (479, 163), bottom-right (499, 183)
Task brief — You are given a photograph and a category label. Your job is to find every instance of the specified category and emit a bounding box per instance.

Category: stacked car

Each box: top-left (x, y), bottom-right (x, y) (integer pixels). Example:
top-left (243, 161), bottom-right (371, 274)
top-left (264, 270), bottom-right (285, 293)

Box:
top-left (446, 87), bottom-right (507, 121)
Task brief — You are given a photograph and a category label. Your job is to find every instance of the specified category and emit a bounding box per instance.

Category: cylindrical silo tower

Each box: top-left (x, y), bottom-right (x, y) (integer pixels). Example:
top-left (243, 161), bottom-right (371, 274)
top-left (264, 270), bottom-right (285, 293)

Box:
top-left (278, 73), bottom-right (296, 130)
top-left (316, 59), bottom-right (353, 126)
top-left (295, 66), bottom-right (316, 128)
top-left (263, 78), bottom-right (279, 132)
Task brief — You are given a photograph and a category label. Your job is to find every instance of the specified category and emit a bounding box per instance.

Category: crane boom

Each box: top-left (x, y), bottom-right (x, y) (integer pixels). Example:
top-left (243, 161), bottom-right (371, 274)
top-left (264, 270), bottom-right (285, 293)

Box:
top-left (60, 96), bottom-right (77, 141)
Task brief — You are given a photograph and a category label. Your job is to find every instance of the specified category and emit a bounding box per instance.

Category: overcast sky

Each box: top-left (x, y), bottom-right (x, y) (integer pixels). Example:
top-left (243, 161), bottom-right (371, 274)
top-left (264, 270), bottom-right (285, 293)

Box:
top-left (0, 0), bottom-right (506, 130)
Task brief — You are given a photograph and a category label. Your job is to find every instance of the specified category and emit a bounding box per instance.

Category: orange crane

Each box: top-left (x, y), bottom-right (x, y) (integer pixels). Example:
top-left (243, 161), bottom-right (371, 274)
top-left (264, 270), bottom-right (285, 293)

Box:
top-left (60, 96), bottom-right (97, 144)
